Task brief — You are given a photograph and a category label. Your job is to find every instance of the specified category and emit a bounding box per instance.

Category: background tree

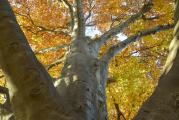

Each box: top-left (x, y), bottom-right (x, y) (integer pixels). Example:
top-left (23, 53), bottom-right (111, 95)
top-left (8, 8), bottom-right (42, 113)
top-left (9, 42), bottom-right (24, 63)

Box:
top-left (0, 0), bottom-right (175, 120)
top-left (134, 0), bottom-right (179, 119)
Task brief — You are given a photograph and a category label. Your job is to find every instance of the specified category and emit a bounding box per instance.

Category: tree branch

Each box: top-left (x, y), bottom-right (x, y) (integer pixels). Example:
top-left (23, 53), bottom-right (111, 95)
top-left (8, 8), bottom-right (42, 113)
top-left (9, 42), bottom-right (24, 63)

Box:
top-left (0, 1), bottom-right (62, 119)
top-left (108, 86), bottom-right (126, 120)
top-left (0, 86), bottom-right (12, 115)
top-left (15, 12), bottom-right (70, 36)
top-left (58, 0), bottom-right (75, 31)
top-left (46, 55), bottom-right (66, 70)
top-left (142, 14), bottom-right (159, 21)
top-left (0, 75), bottom-right (4, 79)
top-left (85, 0), bottom-right (95, 23)
top-left (94, 1), bottom-right (153, 47)
top-left (74, 0), bottom-right (85, 38)
top-left (114, 103), bottom-right (126, 120)
top-left (102, 24), bottom-right (174, 62)
top-left (124, 40), bottom-right (165, 58)
top-left (35, 44), bottom-right (69, 54)
top-left (34, 25), bottom-right (70, 36)
top-left (0, 86), bottom-right (8, 94)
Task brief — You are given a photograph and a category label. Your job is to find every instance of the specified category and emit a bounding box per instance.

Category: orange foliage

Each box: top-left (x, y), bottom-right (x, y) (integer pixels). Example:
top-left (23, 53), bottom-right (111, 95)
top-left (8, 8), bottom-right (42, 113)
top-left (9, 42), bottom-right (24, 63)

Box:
top-left (0, 0), bottom-right (174, 119)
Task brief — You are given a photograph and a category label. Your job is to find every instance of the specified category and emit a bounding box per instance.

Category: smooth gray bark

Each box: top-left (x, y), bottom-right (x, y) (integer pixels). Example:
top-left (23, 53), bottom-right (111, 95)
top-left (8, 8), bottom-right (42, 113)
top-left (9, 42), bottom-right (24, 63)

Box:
top-left (134, 0), bottom-right (179, 120)
top-left (0, 1), bottom-right (108, 120)
top-left (0, 0), bottom-right (177, 120)
top-left (54, 38), bottom-right (108, 120)
top-left (0, 1), bottom-right (68, 120)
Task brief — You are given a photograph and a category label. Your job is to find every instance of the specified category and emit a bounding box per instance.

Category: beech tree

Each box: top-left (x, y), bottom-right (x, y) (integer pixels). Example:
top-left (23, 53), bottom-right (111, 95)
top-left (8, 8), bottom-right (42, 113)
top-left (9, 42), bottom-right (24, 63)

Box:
top-left (134, 0), bottom-right (179, 119)
top-left (0, 0), bottom-right (177, 120)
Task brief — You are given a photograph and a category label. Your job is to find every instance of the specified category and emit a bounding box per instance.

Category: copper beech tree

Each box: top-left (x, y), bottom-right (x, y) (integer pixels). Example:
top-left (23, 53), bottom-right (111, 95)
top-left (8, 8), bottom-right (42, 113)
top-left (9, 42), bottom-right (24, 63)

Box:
top-left (0, 0), bottom-right (178, 120)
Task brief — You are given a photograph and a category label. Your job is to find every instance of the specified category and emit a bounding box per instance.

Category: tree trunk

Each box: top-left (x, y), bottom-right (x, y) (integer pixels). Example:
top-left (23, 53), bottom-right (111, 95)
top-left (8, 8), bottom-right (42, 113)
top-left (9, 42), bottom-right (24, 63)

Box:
top-left (54, 39), bottom-right (108, 120)
top-left (0, 1), bottom-right (68, 120)
top-left (134, 0), bottom-right (179, 120)
top-left (2, 0), bottom-right (177, 119)
top-left (0, 1), bottom-right (108, 120)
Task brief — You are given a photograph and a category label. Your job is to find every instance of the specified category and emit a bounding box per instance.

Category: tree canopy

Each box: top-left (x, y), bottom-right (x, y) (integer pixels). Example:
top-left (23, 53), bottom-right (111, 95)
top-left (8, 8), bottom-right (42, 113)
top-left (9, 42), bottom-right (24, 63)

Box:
top-left (0, 0), bottom-right (174, 119)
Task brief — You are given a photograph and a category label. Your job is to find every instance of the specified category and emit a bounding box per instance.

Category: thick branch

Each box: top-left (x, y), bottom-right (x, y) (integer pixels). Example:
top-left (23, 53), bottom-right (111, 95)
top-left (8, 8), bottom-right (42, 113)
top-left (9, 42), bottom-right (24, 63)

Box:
top-left (124, 40), bottom-right (165, 58)
top-left (0, 1), bottom-right (63, 119)
top-left (102, 24), bottom-right (174, 62)
top-left (94, 1), bottom-right (153, 47)
top-left (74, 0), bottom-right (85, 38)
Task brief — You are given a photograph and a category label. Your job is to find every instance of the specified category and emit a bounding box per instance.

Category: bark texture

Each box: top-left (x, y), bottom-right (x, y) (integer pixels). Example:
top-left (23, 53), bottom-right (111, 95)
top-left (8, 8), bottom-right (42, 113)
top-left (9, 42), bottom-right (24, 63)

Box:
top-left (0, 1), bottom-right (108, 120)
top-left (54, 38), bottom-right (108, 120)
top-left (134, 0), bottom-right (179, 120)
top-left (0, 0), bottom-right (177, 120)
top-left (0, 1), bottom-right (67, 120)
